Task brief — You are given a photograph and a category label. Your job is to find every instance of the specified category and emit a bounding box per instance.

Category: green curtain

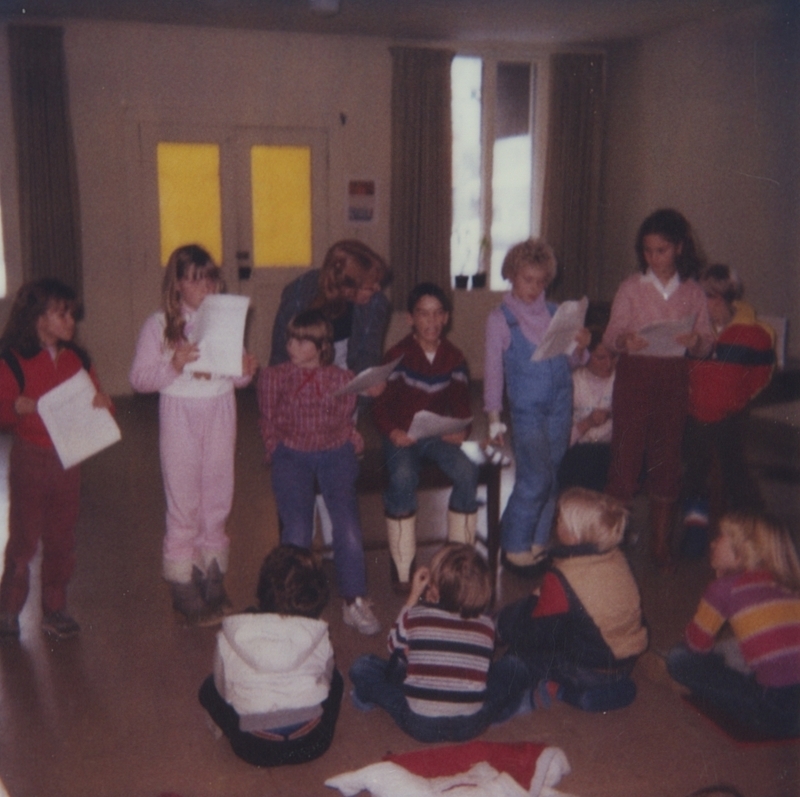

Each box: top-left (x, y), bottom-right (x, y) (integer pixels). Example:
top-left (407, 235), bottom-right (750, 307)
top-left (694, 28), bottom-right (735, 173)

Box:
top-left (542, 53), bottom-right (604, 303)
top-left (389, 46), bottom-right (454, 309)
top-left (9, 25), bottom-right (83, 295)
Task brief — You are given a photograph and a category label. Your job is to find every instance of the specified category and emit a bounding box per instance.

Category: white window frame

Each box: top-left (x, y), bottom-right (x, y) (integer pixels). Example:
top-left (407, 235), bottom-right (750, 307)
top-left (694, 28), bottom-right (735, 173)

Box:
top-left (451, 51), bottom-right (550, 290)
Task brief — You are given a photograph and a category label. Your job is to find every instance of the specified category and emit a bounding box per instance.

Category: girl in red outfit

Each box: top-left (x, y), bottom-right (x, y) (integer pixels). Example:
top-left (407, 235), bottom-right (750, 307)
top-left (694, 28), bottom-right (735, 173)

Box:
top-left (0, 279), bottom-right (112, 639)
top-left (603, 209), bottom-right (713, 565)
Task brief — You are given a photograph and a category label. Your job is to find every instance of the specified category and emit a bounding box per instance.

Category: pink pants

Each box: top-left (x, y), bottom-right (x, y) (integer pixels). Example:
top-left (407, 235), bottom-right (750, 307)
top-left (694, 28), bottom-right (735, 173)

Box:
top-left (159, 391), bottom-right (236, 584)
top-left (606, 354), bottom-right (689, 504)
top-left (0, 439), bottom-right (80, 615)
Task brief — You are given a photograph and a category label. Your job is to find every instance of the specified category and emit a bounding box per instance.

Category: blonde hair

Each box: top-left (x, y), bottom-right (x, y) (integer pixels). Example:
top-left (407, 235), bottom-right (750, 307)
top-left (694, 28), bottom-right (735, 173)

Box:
top-left (429, 544), bottom-right (492, 619)
top-left (556, 487), bottom-right (629, 552)
top-left (286, 309), bottom-right (334, 366)
top-left (161, 244), bottom-right (221, 345)
top-left (501, 238), bottom-right (557, 284)
top-left (718, 512), bottom-right (800, 591)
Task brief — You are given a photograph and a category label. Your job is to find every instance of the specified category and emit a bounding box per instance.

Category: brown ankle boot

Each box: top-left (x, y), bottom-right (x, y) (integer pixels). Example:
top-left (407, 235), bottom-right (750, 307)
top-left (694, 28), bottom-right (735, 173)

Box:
top-left (649, 498), bottom-right (675, 567)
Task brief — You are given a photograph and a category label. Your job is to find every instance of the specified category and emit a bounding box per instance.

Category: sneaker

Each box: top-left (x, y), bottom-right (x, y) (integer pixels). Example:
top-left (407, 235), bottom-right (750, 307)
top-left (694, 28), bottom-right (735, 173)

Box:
top-left (349, 688), bottom-right (376, 712)
top-left (0, 613), bottom-right (20, 639)
top-left (41, 611), bottom-right (80, 639)
top-left (343, 597), bottom-right (381, 636)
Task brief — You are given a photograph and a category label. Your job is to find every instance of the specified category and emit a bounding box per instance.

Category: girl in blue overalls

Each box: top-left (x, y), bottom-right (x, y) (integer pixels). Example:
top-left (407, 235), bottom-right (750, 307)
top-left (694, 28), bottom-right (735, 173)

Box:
top-left (484, 239), bottom-right (589, 570)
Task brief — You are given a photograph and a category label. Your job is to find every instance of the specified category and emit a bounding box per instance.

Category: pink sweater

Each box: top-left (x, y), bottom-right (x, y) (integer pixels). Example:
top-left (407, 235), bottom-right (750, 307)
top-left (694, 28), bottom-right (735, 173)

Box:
top-left (603, 273), bottom-right (713, 357)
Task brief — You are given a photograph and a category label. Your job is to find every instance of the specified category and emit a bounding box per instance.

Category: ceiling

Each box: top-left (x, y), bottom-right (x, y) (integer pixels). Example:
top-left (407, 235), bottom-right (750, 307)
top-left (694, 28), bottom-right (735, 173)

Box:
top-left (0, 0), bottom-right (767, 46)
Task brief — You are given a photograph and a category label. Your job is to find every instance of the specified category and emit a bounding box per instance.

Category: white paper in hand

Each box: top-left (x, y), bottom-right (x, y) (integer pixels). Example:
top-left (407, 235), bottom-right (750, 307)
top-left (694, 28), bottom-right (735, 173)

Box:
top-left (185, 294), bottom-right (250, 377)
top-left (532, 297), bottom-right (589, 361)
top-left (37, 370), bottom-right (121, 469)
top-left (332, 356), bottom-right (403, 396)
top-left (407, 410), bottom-right (472, 441)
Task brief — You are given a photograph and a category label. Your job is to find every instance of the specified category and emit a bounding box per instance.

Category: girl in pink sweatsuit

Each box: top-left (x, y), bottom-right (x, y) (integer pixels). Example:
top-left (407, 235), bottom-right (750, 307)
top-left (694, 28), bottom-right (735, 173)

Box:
top-left (129, 245), bottom-right (257, 624)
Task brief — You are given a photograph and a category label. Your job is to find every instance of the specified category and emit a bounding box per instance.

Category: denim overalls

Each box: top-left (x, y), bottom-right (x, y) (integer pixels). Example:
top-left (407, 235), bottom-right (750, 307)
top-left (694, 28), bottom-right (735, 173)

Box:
top-left (500, 304), bottom-right (573, 552)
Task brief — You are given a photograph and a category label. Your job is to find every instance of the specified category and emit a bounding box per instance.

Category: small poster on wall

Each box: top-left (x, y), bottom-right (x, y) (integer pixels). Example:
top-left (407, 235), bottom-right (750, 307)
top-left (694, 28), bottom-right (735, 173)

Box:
top-left (347, 179), bottom-right (376, 224)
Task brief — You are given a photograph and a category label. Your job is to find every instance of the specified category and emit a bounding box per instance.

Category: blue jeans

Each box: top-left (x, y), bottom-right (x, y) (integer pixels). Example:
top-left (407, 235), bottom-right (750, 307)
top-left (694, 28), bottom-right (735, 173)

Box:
top-left (349, 653), bottom-right (529, 743)
top-left (382, 436), bottom-right (479, 518)
top-left (667, 644), bottom-right (800, 739)
top-left (271, 443), bottom-right (366, 600)
top-left (501, 407), bottom-right (570, 552)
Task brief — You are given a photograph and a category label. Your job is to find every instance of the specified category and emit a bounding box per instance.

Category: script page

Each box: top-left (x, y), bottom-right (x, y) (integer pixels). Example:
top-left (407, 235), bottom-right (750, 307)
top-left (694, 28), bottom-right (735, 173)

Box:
top-left (332, 356), bottom-right (403, 396)
top-left (407, 410), bottom-right (472, 441)
top-left (531, 297), bottom-right (589, 362)
top-left (636, 315), bottom-right (695, 357)
top-left (185, 294), bottom-right (250, 377)
top-left (37, 369), bottom-right (122, 469)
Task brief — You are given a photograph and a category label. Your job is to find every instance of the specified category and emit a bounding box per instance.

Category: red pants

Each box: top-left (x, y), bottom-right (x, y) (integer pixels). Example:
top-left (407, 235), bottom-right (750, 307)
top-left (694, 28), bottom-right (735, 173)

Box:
top-left (0, 439), bottom-right (80, 615)
top-left (606, 355), bottom-right (688, 504)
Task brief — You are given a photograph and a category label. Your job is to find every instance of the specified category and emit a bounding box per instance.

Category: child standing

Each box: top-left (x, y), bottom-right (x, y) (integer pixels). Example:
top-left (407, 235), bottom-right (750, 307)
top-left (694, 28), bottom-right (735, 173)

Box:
top-left (681, 265), bottom-right (775, 557)
top-left (257, 309), bottom-right (380, 636)
top-left (497, 487), bottom-right (648, 712)
top-left (0, 278), bottom-right (112, 639)
top-left (199, 544), bottom-right (343, 766)
top-left (129, 244), bottom-right (257, 624)
top-left (373, 283), bottom-right (479, 592)
top-left (558, 331), bottom-right (617, 493)
top-left (667, 512), bottom-right (800, 739)
top-left (603, 209), bottom-right (713, 565)
top-left (349, 544), bottom-right (529, 743)
top-left (484, 238), bottom-right (589, 570)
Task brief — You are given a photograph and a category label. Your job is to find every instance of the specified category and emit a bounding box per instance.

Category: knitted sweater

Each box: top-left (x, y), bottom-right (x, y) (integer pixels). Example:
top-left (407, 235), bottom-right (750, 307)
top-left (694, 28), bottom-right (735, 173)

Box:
top-left (373, 335), bottom-right (471, 438)
top-left (389, 603), bottom-right (495, 717)
top-left (687, 302), bottom-right (775, 423)
top-left (685, 570), bottom-right (800, 688)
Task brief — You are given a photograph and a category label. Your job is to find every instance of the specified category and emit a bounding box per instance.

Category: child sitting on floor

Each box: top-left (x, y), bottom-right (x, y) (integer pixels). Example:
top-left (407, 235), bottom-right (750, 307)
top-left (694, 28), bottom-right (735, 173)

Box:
top-left (497, 487), bottom-right (648, 712)
top-left (198, 544), bottom-right (343, 766)
top-left (349, 544), bottom-right (529, 743)
top-left (667, 511), bottom-right (800, 740)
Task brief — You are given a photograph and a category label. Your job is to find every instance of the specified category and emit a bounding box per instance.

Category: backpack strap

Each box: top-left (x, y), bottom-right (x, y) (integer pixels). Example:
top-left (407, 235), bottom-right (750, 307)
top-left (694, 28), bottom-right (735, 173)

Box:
top-left (1, 350), bottom-right (25, 393)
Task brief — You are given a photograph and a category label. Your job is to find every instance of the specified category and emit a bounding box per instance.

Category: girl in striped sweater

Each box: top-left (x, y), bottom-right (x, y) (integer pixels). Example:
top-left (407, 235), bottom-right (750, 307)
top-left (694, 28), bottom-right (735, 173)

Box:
top-left (349, 544), bottom-right (529, 743)
top-left (668, 511), bottom-right (800, 739)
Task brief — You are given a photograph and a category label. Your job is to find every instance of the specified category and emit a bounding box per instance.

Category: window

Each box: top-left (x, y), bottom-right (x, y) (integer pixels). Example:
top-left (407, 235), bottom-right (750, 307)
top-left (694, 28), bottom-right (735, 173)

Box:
top-left (451, 55), bottom-right (545, 289)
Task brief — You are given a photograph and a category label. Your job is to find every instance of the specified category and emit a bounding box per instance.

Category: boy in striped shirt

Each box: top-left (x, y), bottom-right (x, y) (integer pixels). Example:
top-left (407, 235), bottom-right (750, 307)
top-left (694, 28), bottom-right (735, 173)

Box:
top-left (349, 544), bottom-right (529, 742)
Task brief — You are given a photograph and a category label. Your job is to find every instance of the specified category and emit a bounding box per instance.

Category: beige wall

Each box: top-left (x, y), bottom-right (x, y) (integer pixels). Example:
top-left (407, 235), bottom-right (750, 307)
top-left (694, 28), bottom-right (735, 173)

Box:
top-left (601, 3), bottom-right (800, 360)
top-left (0, 3), bottom-right (797, 396)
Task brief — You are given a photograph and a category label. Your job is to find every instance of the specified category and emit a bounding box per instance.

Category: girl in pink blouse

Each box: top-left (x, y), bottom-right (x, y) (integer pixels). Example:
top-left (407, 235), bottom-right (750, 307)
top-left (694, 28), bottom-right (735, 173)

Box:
top-left (603, 209), bottom-right (713, 565)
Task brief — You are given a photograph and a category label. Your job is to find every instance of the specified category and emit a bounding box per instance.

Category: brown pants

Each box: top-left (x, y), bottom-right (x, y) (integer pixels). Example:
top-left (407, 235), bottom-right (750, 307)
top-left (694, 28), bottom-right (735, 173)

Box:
top-left (0, 439), bottom-right (80, 615)
top-left (606, 354), bottom-right (688, 504)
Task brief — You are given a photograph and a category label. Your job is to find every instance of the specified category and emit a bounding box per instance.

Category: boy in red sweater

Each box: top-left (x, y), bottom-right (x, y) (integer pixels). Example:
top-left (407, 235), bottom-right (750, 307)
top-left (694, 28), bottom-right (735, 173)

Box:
top-left (372, 283), bottom-right (478, 591)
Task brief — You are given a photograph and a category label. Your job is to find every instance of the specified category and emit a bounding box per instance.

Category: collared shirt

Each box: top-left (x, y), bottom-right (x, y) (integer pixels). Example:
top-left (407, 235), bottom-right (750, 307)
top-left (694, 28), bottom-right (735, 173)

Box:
top-left (257, 361), bottom-right (362, 458)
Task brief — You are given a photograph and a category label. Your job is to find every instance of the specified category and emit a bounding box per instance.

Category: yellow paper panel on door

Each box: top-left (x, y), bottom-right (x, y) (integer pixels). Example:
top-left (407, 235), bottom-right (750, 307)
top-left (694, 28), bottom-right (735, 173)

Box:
top-left (157, 143), bottom-right (222, 265)
top-left (251, 145), bottom-right (312, 267)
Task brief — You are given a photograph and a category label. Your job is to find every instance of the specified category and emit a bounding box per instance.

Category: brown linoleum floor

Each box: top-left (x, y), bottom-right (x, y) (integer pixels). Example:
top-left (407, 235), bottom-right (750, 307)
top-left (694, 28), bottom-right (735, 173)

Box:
top-left (0, 387), bottom-right (797, 797)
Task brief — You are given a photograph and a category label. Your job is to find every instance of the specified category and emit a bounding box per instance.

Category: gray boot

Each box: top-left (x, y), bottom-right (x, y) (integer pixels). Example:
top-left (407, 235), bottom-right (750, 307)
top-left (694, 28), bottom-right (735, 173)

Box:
top-left (170, 566), bottom-right (207, 624)
top-left (203, 560), bottom-right (231, 615)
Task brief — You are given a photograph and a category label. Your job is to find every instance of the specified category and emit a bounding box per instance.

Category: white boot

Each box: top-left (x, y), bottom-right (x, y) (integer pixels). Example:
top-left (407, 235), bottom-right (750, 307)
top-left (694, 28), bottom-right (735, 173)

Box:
top-left (386, 515), bottom-right (417, 586)
top-left (447, 510), bottom-right (478, 546)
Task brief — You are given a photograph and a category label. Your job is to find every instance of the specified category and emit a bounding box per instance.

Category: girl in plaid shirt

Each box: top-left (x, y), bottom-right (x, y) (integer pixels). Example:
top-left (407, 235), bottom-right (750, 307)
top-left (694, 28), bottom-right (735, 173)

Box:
top-left (257, 309), bottom-right (380, 635)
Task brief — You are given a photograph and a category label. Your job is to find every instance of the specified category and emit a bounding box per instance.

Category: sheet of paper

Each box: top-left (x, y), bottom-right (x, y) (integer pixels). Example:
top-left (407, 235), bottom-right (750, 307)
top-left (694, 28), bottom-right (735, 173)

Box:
top-left (636, 315), bottom-right (695, 357)
top-left (407, 410), bottom-right (472, 441)
top-left (332, 356), bottom-right (403, 396)
top-left (37, 369), bottom-right (122, 469)
top-left (185, 294), bottom-right (250, 377)
top-left (531, 297), bottom-right (589, 362)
